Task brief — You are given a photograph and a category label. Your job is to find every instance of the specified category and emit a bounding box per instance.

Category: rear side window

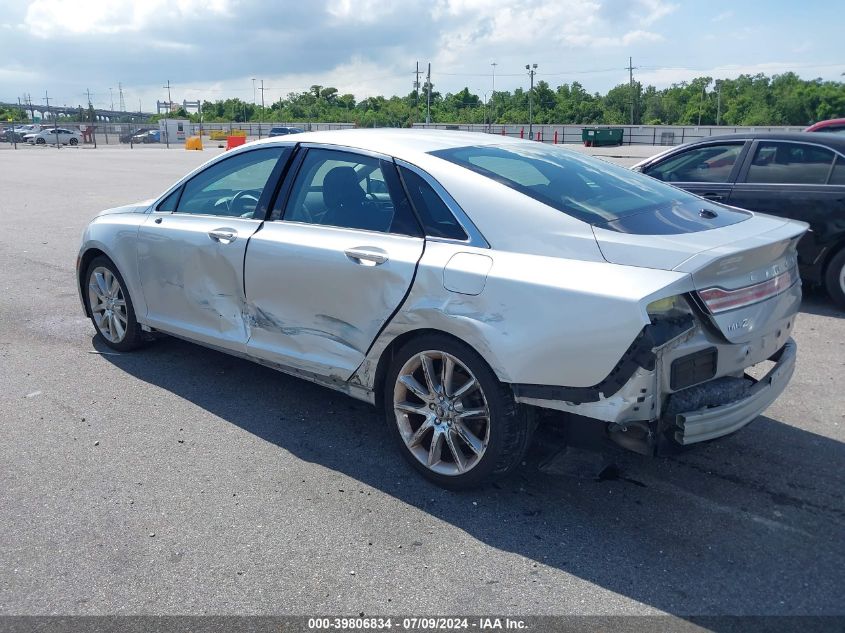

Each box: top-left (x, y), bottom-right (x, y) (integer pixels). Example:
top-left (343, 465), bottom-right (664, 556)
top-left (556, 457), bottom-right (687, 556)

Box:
top-left (431, 143), bottom-right (744, 230)
top-left (646, 143), bottom-right (744, 183)
top-left (746, 142), bottom-right (835, 185)
top-left (830, 157), bottom-right (845, 185)
top-left (399, 168), bottom-right (467, 240)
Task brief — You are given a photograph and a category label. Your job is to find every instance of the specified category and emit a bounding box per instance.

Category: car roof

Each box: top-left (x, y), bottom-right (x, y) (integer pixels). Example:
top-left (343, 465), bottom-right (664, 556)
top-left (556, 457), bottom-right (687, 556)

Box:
top-left (681, 131), bottom-right (845, 148)
top-left (246, 128), bottom-right (526, 161)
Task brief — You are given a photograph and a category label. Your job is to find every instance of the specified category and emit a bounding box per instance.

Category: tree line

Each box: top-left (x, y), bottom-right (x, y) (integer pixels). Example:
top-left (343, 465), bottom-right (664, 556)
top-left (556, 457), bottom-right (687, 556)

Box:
top-left (3, 72), bottom-right (842, 128)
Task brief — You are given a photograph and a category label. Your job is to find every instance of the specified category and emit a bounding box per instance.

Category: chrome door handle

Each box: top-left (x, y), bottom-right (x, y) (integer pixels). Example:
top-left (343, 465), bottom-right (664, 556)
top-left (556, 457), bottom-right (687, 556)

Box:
top-left (344, 247), bottom-right (388, 265)
top-left (702, 192), bottom-right (724, 201)
top-left (208, 229), bottom-right (237, 243)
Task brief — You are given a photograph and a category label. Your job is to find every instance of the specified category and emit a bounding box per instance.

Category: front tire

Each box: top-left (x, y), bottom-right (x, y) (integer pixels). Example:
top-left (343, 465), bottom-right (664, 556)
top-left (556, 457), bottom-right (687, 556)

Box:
top-left (35, 137), bottom-right (45, 145)
top-left (825, 249), bottom-right (845, 308)
top-left (384, 334), bottom-right (532, 489)
top-left (84, 256), bottom-right (144, 351)
top-left (69, 137), bottom-right (78, 146)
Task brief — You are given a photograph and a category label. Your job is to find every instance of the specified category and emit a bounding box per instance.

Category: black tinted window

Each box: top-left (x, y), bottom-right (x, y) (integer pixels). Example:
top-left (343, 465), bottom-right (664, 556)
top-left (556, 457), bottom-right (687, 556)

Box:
top-left (830, 157), bottom-right (845, 185)
top-left (746, 142), bottom-right (835, 185)
top-left (283, 149), bottom-right (420, 236)
top-left (646, 143), bottom-right (743, 183)
top-left (157, 187), bottom-right (181, 212)
top-left (431, 143), bottom-right (733, 227)
top-left (399, 168), bottom-right (467, 240)
top-left (176, 148), bottom-right (283, 217)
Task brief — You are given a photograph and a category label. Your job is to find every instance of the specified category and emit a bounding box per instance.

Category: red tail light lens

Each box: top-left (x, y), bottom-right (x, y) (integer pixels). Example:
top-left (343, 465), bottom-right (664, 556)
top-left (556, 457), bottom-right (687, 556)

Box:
top-left (698, 267), bottom-right (799, 314)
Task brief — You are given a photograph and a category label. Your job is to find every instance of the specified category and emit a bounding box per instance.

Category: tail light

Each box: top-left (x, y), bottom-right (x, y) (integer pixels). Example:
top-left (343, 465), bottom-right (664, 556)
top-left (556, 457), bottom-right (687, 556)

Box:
top-left (698, 266), bottom-right (799, 314)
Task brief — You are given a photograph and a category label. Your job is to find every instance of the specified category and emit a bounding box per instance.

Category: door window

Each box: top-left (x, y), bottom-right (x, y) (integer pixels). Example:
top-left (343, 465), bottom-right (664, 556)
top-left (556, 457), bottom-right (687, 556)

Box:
top-left (399, 167), bottom-right (467, 240)
top-left (746, 142), bottom-right (835, 185)
top-left (175, 147), bottom-right (284, 217)
top-left (830, 157), bottom-right (845, 185)
top-left (283, 148), bottom-right (420, 235)
top-left (646, 143), bottom-right (744, 183)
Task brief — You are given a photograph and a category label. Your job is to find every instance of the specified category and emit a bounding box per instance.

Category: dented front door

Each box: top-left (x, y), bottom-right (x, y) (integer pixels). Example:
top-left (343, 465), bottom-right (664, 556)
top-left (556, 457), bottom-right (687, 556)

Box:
top-left (137, 213), bottom-right (261, 351)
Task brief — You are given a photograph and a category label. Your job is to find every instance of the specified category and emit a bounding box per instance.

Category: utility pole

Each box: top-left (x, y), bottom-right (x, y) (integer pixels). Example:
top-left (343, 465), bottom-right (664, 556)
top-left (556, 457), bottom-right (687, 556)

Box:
top-left (86, 88), bottom-right (97, 148)
top-left (490, 61), bottom-right (497, 132)
top-left (426, 62), bottom-right (431, 125)
top-left (45, 91), bottom-right (59, 149)
top-left (697, 81), bottom-right (706, 126)
top-left (526, 63), bottom-right (537, 140)
top-left (414, 61), bottom-right (421, 121)
top-left (258, 79), bottom-right (266, 139)
top-left (715, 80), bottom-right (722, 126)
top-left (627, 56), bottom-right (638, 126)
top-left (163, 80), bottom-right (172, 148)
top-left (118, 81), bottom-right (125, 112)
top-left (109, 87), bottom-right (114, 111)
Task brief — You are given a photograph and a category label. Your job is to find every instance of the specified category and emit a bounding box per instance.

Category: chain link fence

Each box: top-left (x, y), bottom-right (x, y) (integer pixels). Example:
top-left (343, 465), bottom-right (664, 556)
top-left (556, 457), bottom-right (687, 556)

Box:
top-left (1, 120), bottom-right (805, 151)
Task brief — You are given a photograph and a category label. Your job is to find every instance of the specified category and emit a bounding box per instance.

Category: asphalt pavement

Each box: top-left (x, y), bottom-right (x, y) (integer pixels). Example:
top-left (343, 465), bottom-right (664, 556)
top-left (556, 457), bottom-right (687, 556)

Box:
top-left (0, 144), bottom-right (843, 620)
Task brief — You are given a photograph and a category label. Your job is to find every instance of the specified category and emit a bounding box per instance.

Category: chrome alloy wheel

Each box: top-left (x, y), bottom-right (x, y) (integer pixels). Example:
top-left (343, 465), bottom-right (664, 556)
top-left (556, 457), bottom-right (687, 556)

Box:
top-left (393, 350), bottom-right (491, 476)
top-left (88, 266), bottom-right (129, 343)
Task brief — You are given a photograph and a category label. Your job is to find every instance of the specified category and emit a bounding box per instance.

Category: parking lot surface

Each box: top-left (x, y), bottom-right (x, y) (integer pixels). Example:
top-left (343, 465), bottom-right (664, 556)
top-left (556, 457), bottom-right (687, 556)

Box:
top-left (0, 145), bottom-right (843, 618)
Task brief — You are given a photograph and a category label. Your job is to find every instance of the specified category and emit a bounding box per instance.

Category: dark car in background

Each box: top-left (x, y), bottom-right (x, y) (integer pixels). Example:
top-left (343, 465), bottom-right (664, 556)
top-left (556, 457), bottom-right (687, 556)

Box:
top-left (131, 130), bottom-right (161, 144)
top-left (268, 126), bottom-right (304, 137)
top-left (633, 132), bottom-right (845, 306)
top-left (120, 127), bottom-right (154, 143)
top-left (805, 118), bottom-right (845, 134)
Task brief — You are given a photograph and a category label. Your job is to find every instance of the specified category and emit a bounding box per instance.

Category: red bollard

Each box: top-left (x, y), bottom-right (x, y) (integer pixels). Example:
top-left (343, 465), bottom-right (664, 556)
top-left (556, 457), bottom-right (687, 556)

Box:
top-left (554, 130), bottom-right (558, 144)
top-left (501, 126), bottom-right (506, 135)
top-left (536, 131), bottom-right (542, 142)
top-left (520, 127), bottom-right (524, 139)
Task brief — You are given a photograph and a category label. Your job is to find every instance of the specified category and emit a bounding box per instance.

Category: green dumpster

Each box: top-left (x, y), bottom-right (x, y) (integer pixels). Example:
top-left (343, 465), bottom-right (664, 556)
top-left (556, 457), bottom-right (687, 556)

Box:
top-left (581, 127), bottom-right (624, 147)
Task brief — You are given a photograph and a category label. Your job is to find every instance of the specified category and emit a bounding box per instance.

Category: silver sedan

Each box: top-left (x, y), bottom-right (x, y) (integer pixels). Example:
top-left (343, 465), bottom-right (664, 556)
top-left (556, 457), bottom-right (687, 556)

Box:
top-left (77, 130), bottom-right (807, 488)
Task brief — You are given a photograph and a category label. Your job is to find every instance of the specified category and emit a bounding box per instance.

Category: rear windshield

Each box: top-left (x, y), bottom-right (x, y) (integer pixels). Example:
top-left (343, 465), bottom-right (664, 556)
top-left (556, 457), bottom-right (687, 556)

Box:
top-left (430, 143), bottom-right (748, 232)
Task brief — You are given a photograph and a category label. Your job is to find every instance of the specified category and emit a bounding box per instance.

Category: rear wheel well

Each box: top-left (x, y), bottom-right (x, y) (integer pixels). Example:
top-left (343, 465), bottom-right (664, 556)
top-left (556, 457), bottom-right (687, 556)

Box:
top-left (78, 248), bottom-right (110, 316)
top-left (822, 240), bottom-right (845, 279)
top-left (372, 329), bottom-right (499, 412)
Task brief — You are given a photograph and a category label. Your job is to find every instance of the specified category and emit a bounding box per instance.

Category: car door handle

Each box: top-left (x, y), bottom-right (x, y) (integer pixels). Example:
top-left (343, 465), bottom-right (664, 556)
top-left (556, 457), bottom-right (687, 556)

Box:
top-left (344, 247), bottom-right (388, 265)
top-left (208, 229), bottom-right (237, 243)
top-left (702, 192), bottom-right (725, 201)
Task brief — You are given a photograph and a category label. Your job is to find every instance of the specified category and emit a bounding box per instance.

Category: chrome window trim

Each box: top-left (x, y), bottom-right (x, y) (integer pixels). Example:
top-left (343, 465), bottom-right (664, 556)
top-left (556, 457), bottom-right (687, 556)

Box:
top-left (394, 158), bottom-right (490, 249)
top-left (298, 142), bottom-right (393, 162)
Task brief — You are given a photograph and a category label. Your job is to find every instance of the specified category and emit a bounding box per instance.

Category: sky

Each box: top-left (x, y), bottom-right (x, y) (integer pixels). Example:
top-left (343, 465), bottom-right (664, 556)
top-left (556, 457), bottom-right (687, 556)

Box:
top-left (0, 0), bottom-right (842, 112)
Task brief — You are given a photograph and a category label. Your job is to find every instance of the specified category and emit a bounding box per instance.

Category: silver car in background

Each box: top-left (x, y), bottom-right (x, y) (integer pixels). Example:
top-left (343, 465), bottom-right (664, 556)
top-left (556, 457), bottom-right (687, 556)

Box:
top-left (77, 130), bottom-right (807, 488)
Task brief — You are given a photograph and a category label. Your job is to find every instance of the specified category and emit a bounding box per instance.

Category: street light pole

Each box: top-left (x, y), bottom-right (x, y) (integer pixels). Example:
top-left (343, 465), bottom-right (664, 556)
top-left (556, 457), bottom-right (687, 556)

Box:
top-left (526, 63), bottom-right (537, 140)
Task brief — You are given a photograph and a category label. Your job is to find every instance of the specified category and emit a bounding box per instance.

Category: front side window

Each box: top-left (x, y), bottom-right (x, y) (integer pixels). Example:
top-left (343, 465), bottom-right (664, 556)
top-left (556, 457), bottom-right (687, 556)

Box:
top-left (646, 143), bottom-right (744, 183)
top-left (283, 148), bottom-right (420, 235)
top-left (431, 143), bottom-right (749, 233)
top-left (175, 147), bottom-right (284, 217)
top-left (746, 142), bottom-right (835, 185)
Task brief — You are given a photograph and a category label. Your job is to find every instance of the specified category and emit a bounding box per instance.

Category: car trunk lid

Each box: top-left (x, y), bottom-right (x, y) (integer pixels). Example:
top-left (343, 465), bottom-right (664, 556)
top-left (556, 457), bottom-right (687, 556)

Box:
top-left (593, 213), bottom-right (808, 342)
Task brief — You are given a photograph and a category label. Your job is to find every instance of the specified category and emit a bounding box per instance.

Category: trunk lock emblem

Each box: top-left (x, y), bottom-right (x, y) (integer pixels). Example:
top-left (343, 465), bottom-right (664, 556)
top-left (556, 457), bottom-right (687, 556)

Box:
top-left (699, 209), bottom-right (718, 219)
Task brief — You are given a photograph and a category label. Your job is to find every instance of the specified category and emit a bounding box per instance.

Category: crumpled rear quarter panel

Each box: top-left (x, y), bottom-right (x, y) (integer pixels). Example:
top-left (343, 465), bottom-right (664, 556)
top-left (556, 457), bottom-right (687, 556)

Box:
top-left (359, 241), bottom-right (692, 389)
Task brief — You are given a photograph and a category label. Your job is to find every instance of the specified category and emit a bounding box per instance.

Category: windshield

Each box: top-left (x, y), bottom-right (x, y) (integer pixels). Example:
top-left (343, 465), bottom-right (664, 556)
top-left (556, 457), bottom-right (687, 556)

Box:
top-left (430, 143), bottom-right (747, 232)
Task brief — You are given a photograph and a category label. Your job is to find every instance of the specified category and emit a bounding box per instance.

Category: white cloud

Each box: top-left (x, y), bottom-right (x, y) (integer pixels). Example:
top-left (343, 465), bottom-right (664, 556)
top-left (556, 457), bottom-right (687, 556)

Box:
top-left (712, 10), bottom-right (734, 22)
top-left (24, 0), bottom-right (231, 37)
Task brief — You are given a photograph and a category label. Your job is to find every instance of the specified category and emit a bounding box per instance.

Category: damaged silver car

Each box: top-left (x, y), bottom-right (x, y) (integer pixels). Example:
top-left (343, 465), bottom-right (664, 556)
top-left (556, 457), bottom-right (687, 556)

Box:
top-left (77, 130), bottom-right (806, 488)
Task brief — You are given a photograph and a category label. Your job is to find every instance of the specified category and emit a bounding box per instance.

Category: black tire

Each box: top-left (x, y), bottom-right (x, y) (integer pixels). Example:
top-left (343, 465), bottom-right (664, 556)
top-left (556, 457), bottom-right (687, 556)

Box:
top-left (825, 249), bottom-right (845, 308)
top-left (84, 255), bottom-right (144, 352)
top-left (383, 333), bottom-right (532, 489)
top-left (69, 137), bottom-right (78, 146)
top-left (35, 137), bottom-right (45, 145)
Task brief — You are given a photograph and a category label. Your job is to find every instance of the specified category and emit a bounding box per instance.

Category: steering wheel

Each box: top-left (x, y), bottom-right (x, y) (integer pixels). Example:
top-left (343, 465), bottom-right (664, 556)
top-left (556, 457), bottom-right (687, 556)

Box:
top-left (230, 189), bottom-right (262, 217)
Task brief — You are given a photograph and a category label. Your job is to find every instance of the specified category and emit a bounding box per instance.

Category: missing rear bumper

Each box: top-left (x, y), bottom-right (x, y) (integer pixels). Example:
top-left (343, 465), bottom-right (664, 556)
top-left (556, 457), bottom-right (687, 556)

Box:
top-left (668, 338), bottom-right (796, 445)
